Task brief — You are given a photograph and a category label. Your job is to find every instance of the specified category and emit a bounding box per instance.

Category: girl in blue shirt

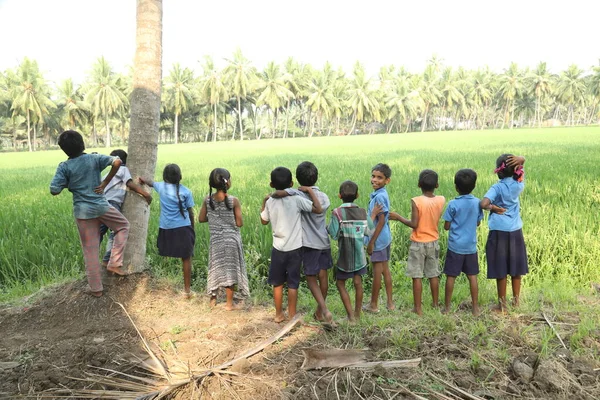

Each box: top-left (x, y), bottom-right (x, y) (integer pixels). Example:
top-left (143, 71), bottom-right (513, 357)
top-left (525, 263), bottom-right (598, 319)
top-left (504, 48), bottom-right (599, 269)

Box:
top-left (140, 164), bottom-right (195, 297)
top-left (480, 154), bottom-right (527, 313)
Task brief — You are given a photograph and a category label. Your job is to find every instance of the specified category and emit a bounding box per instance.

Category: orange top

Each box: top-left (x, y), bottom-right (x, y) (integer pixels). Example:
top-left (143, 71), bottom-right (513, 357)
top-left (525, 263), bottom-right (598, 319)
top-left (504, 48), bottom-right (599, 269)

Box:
top-left (410, 195), bottom-right (446, 242)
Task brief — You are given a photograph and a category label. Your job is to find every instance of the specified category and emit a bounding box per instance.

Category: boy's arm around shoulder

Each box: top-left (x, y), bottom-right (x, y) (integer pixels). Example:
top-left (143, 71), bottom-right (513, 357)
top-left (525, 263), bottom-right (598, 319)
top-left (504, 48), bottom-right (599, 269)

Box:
top-left (327, 208), bottom-right (340, 240)
top-left (299, 186), bottom-right (322, 214)
top-left (260, 194), bottom-right (270, 225)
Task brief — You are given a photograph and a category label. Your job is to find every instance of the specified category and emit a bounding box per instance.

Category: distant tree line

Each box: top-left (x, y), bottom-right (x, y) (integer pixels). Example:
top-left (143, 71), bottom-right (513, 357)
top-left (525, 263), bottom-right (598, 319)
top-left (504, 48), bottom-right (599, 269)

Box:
top-left (1, 51), bottom-right (599, 151)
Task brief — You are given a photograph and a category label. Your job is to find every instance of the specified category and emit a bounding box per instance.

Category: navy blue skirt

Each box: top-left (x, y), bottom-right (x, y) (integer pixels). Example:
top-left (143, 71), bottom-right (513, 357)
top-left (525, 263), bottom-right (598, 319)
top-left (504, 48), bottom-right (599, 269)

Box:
top-left (157, 226), bottom-right (195, 258)
top-left (485, 229), bottom-right (528, 279)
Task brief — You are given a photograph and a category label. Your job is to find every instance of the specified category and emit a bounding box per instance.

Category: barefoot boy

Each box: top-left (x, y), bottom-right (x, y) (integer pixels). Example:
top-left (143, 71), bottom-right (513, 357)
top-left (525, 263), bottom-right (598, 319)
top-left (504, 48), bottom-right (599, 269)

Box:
top-left (391, 169), bottom-right (445, 315)
top-left (364, 163), bottom-right (394, 313)
top-left (328, 181), bottom-right (380, 322)
top-left (261, 167), bottom-right (322, 323)
top-left (442, 169), bottom-right (483, 316)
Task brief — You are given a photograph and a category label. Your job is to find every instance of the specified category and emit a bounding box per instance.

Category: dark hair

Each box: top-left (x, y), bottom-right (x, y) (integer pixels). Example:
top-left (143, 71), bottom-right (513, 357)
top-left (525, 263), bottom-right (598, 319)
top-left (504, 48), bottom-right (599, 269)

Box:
top-left (208, 168), bottom-right (232, 211)
top-left (58, 130), bottom-right (85, 158)
top-left (339, 180), bottom-right (359, 203)
top-left (163, 164), bottom-right (185, 219)
top-left (270, 167), bottom-right (293, 190)
top-left (454, 169), bottom-right (477, 195)
top-left (495, 153), bottom-right (519, 180)
top-left (296, 161), bottom-right (318, 186)
top-left (418, 169), bottom-right (438, 192)
top-left (372, 163), bottom-right (392, 179)
top-left (110, 149), bottom-right (128, 165)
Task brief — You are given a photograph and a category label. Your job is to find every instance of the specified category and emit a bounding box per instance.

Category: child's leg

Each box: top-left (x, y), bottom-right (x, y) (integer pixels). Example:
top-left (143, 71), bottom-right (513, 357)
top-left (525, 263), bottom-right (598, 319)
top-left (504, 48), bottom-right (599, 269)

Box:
top-left (429, 276), bottom-right (440, 308)
top-left (307, 275), bottom-right (332, 322)
top-left (354, 275), bottom-right (364, 320)
top-left (182, 257), bottom-right (192, 294)
top-left (102, 231), bottom-right (115, 266)
top-left (368, 261), bottom-right (383, 311)
top-left (336, 279), bottom-right (354, 320)
top-left (99, 207), bottom-right (130, 272)
top-left (225, 286), bottom-right (240, 310)
top-left (315, 268), bottom-right (329, 318)
top-left (412, 278), bottom-right (423, 315)
top-left (495, 277), bottom-right (508, 312)
top-left (287, 288), bottom-right (298, 320)
top-left (382, 261), bottom-right (395, 310)
top-left (75, 218), bottom-right (103, 293)
top-left (273, 285), bottom-right (285, 322)
top-left (466, 275), bottom-right (480, 316)
top-left (511, 276), bottom-right (521, 307)
top-left (444, 276), bottom-right (456, 313)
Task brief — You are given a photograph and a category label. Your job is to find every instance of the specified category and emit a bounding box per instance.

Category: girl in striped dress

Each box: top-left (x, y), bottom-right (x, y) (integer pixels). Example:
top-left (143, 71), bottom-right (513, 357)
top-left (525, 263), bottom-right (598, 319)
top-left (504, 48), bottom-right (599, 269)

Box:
top-left (199, 168), bottom-right (250, 310)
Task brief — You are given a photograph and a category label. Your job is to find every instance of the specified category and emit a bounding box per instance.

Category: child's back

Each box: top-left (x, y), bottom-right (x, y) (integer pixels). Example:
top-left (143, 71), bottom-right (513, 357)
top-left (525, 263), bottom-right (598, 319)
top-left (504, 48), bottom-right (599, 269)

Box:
top-left (411, 194), bottom-right (446, 243)
top-left (330, 204), bottom-right (372, 272)
top-left (445, 195), bottom-right (481, 254)
top-left (263, 196), bottom-right (313, 251)
top-left (485, 177), bottom-right (524, 232)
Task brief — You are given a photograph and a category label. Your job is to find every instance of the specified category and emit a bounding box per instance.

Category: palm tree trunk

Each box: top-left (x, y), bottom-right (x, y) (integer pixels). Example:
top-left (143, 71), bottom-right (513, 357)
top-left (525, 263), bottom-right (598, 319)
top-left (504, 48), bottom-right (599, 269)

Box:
top-left (105, 113), bottom-right (111, 147)
top-left (237, 95), bottom-right (243, 141)
top-left (272, 109), bottom-right (277, 139)
top-left (33, 121), bottom-right (37, 151)
top-left (26, 110), bottom-right (32, 152)
top-left (421, 104), bottom-right (429, 132)
top-left (121, 0), bottom-right (162, 273)
top-left (348, 112), bottom-right (357, 136)
top-left (174, 112), bottom-right (179, 144)
top-left (386, 120), bottom-right (395, 134)
top-left (284, 99), bottom-right (290, 139)
top-left (213, 103), bottom-right (217, 142)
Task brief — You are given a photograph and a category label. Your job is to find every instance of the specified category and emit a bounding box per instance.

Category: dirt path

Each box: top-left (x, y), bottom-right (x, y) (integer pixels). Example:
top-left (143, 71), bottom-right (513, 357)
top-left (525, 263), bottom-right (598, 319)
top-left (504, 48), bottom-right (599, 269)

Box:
top-left (1, 274), bottom-right (599, 399)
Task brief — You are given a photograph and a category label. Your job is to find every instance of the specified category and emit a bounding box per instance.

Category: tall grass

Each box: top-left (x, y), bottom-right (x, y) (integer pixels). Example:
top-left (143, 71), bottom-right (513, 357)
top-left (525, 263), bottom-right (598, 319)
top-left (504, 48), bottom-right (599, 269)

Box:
top-left (1, 127), bottom-right (599, 301)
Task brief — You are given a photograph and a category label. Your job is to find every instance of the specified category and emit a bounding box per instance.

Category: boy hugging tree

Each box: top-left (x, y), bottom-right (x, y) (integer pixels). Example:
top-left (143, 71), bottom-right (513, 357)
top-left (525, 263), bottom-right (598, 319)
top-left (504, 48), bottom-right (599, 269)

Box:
top-left (260, 167), bottom-right (322, 323)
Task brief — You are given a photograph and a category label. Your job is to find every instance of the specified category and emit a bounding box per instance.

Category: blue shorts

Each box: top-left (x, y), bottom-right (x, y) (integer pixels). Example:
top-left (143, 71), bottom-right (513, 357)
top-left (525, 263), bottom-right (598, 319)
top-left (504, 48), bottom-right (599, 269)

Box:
top-left (443, 250), bottom-right (479, 277)
top-left (268, 248), bottom-right (302, 289)
top-left (370, 244), bottom-right (391, 262)
top-left (336, 266), bottom-right (367, 281)
top-left (302, 247), bottom-right (333, 276)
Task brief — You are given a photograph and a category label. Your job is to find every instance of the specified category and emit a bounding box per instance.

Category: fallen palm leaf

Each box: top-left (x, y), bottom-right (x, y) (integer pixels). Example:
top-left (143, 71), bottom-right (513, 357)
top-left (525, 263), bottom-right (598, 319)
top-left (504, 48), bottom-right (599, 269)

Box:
top-left (301, 348), bottom-right (369, 370)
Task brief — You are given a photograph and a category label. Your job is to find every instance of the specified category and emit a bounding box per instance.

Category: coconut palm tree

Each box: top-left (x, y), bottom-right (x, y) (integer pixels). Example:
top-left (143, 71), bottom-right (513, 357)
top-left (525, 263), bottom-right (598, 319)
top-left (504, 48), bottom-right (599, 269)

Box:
top-left (470, 68), bottom-right (495, 129)
top-left (224, 49), bottom-right (255, 141)
top-left (85, 56), bottom-right (128, 147)
top-left (418, 64), bottom-right (441, 132)
top-left (588, 66), bottom-right (600, 124)
top-left (56, 78), bottom-right (89, 131)
top-left (121, 0), bottom-right (163, 273)
top-left (384, 71), bottom-right (422, 133)
top-left (346, 62), bottom-right (380, 135)
top-left (256, 61), bottom-right (293, 139)
top-left (305, 67), bottom-right (339, 136)
top-left (199, 56), bottom-right (228, 142)
top-left (437, 67), bottom-right (464, 130)
top-left (10, 58), bottom-right (56, 151)
top-left (556, 64), bottom-right (586, 126)
top-left (529, 62), bottom-right (554, 127)
top-left (164, 63), bottom-right (195, 144)
top-left (497, 62), bottom-right (524, 129)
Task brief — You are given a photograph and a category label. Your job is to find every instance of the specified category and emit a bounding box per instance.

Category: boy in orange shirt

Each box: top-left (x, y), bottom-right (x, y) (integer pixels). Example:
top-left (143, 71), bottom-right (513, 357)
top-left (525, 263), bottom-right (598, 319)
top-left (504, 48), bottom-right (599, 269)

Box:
top-left (391, 169), bottom-right (445, 315)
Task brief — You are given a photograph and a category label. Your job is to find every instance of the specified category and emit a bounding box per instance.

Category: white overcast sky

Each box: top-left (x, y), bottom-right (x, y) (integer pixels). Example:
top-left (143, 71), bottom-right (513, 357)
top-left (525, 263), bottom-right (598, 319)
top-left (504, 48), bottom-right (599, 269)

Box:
top-left (0, 0), bottom-right (598, 85)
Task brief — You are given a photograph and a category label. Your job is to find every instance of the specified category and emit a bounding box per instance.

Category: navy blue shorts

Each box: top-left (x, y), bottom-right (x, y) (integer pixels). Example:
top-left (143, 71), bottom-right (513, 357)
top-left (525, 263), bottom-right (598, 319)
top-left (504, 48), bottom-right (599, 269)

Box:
top-left (302, 247), bottom-right (333, 276)
top-left (443, 250), bottom-right (479, 277)
top-left (268, 247), bottom-right (302, 289)
top-left (370, 244), bottom-right (391, 262)
top-left (336, 266), bottom-right (367, 281)
top-left (485, 229), bottom-right (528, 279)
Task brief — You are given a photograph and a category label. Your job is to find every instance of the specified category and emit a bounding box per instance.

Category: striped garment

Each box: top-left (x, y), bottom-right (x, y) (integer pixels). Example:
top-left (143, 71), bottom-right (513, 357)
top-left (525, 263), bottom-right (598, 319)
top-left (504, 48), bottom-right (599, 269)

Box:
top-left (327, 203), bottom-right (374, 273)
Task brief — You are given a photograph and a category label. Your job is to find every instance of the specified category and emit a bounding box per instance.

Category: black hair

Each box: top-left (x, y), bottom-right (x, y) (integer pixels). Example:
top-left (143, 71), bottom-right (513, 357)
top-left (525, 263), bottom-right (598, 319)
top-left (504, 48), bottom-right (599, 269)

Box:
top-left (418, 169), bottom-right (438, 192)
top-left (296, 161), bottom-right (318, 186)
top-left (372, 163), bottom-right (392, 178)
top-left (454, 169), bottom-right (477, 195)
top-left (208, 168), bottom-right (232, 211)
top-left (163, 164), bottom-right (185, 219)
top-left (339, 180), bottom-right (359, 203)
top-left (496, 153), bottom-right (519, 180)
top-left (270, 167), bottom-right (293, 190)
top-left (110, 149), bottom-right (128, 165)
top-left (58, 130), bottom-right (85, 158)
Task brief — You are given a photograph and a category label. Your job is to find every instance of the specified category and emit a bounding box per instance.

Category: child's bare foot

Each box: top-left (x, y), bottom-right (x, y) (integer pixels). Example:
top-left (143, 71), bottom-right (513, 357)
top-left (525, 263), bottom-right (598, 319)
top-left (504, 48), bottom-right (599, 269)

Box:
top-left (386, 302), bottom-right (396, 311)
top-left (511, 297), bottom-right (520, 308)
top-left (274, 313), bottom-right (286, 323)
top-left (441, 307), bottom-right (450, 315)
top-left (472, 306), bottom-right (481, 317)
top-left (107, 265), bottom-right (126, 276)
top-left (224, 303), bottom-right (242, 311)
top-left (90, 291), bottom-right (103, 297)
top-left (313, 311), bottom-right (324, 322)
top-left (490, 303), bottom-right (507, 314)
top-left (412, 307), bottom-right (423, 316)
top-left (362, 304), bottom-right (379, 314)
top-left (209, 296), bottom-right (217, 307)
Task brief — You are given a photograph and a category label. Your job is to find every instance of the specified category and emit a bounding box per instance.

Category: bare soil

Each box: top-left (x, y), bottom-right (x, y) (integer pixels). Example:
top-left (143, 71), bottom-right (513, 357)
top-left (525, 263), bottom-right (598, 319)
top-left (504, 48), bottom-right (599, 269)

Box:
top-left (1, 274), bottom-right (599, 399)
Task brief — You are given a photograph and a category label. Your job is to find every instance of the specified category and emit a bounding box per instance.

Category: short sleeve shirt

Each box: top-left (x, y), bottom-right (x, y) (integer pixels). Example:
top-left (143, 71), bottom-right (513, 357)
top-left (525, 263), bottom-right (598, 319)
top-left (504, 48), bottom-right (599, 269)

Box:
top-left (410, 195), bottom-right (446, 242)
top-left (443, 194), bottom-right (483, 254)
top-left (366, 187), bottom-right (391, 251)
top-left (49, 153), bottom-right (115, 219)
top-left (328, 203), bottom-right (375, 272)
top-left (153, 182), bottom-right (195, 229)
top-left (484, 177), bottom-right (525, 232)
top-left (285, 187), bottom-right (331, 250)
top-left (261, 196), bottom-right (313, 252)
top-left (103, 166), bottom-right (133, 205)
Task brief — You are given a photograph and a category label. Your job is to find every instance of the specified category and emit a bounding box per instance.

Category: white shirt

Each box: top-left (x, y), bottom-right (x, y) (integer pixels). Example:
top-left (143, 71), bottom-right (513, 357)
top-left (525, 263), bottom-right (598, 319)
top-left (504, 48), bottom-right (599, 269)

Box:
top-left (261, 196), bottom-right (313, 251)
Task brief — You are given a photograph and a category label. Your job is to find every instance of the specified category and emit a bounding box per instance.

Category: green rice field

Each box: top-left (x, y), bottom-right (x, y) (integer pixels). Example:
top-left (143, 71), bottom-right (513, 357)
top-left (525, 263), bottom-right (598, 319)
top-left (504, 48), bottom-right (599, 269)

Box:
top-left (1, 127), bottom-right (599, 304)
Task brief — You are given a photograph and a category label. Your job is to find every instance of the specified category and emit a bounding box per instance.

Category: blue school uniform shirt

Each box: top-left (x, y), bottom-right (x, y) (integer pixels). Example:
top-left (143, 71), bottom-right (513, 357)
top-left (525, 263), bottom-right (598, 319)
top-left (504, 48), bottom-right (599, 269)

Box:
top-left (49, 153), bottom-right (116, 219)
top-left (484, 177), bottom-right (525, 232)
top-left (443, 194), bottom-right (483, 254)
top-left (366, 187), bottom-right (391, 251)
top-left (153, 182), bottom-right (195, 229)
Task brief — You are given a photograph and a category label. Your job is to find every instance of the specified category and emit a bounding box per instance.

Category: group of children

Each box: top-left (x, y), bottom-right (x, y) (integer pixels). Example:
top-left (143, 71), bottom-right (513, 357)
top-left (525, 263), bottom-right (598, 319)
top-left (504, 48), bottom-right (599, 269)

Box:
top-left (50, 129), bottom-right (528, 323)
